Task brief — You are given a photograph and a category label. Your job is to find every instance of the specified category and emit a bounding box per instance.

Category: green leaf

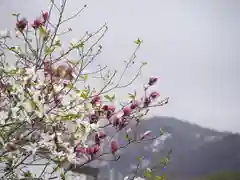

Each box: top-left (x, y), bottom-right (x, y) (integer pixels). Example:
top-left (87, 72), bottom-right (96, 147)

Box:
top-left (160, 128), bottom-right (164, 136)
top-left (155, 175), bottom-right (165, 180)
top-left (12, 13), bottom-right (19, 17)
top-left (104, 94), bottom-right (115, 102)
top-left (22, 171), bottom-right (32, 177)
top-left (128, 91), bottom-right (136, 100)
top-left (66, 82), bottom-right (73, 89)
top-left (39, 26), bottom-right (48, 37)
top-left (74, 41), bottom-right (84, 48)
top-left (45, 46), bottom-right (55, 56)
top-left (135, 38), bottom-right (142, 45)
top-left (60, 173), bottom-right (66, 180)
top-left (144, 170), bottom-right (153, 178)
top-left (80, 90), bottom-right (89, 100)
top-left (61, 114), bottom-right (81, 121)
top-left (135, 156), bottom-right (142, 162)
top-left (81, 74), bottom-right (88, 81)
top-left (55, 40), bottom-right (61, 47)
top-left (8, 47), bottom-right (16, 51)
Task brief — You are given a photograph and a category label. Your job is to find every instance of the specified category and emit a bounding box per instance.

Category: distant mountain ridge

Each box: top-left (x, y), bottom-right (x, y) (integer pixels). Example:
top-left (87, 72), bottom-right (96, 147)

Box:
top-left (73, 116), bottom-right (240, 180)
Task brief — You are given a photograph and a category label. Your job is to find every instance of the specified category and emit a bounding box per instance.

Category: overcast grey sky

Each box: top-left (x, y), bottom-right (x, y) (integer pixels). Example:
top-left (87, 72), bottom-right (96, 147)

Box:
top-left (0, 0), bottom-right (240, 132)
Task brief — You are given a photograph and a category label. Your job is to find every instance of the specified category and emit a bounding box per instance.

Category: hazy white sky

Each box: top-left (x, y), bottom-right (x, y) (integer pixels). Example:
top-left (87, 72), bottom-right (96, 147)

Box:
top-left (0, 0), bottom-right (240, 132)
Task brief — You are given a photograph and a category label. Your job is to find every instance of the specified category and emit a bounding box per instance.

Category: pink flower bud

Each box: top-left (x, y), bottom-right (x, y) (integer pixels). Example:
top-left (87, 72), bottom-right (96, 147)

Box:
top-left (122, 106), bottom-right (132, 116)
top-left (111, 140), bottom-right (118, 154)
top-left (108, 105), bottom-right (115, 112)
top-left (32, 18), bottom-right (42, 29)
top-left (16, 18), bottom-right (28, 31)
top-left (42, 12), bottom-right (49, 23)
top-left (102, 104), bottom-right (108, 111)
top-left (102, 104), bottom-right (115, 112)
top-left (91, 95), bottom-right (101, 105)
top-left (148, 77), bottom-right (158, 86)
top-left (150, 91), bottom-right (160, 99)
top-left (130, 100), bottom-right (139, 110)
top-left (143, 97), bottom-right (151, 107)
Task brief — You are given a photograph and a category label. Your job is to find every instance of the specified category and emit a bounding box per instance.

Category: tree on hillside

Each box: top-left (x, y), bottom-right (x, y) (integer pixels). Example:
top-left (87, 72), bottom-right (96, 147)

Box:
top-left (0, 0), bottom-right (169, 179)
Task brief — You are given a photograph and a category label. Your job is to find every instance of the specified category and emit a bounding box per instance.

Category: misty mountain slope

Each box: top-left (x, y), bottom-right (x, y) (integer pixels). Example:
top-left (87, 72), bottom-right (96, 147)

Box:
top-left (92, 116), bottom-right (240, 180)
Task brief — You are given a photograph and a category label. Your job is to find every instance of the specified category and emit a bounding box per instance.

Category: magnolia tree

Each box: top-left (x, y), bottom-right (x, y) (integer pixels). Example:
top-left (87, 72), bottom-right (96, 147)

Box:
top-left (0, 1), bottom-right (169, 179)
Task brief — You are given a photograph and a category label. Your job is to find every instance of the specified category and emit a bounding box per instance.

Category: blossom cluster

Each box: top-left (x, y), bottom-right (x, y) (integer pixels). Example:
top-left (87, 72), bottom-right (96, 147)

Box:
top-left (0, 4), bottom-right (168, 179)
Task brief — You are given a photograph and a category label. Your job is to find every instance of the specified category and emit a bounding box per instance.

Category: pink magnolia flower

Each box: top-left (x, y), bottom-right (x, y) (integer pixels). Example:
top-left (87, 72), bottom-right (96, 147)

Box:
top-left (122, 106), bottom-right (132, 116)
top-left (148, 77), bottom-right (158, 86)
top-left (91, 95), bottom-right (101, 106)
top-left (31, 18), bottom-right (42, 29)
top-left (16, 18), bottom-right (28, 31)
top-left (111, 140), bottom-right (118, 154)
top-left (102, 104), bottom-right (115, 112)
top-left (150, 91), bottom-right (160, 99)
top-left (86, 144), bottom-right (100, 155)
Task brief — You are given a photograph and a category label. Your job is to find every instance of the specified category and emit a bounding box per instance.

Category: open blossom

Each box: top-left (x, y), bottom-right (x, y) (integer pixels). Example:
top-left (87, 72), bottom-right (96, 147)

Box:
top-left (148, 76), bottom-right (158, 86)
top-left (16, 18), bottom-right (28, 31)
top-left (111, 140), bottom-right (118, 154)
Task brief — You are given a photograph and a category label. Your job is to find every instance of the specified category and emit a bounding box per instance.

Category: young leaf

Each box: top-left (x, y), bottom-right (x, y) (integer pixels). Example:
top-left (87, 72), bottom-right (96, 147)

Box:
top-left (12, 13), bottom-right (20, 17)
top-left (160, 128), bottom-right (164, 136)
top-left (104, 94), bottom-right (115, 102)
top-left (39, 26), bottom-right (48, 37)
top-left (81, 74), bottom-right (88, 81)
top-left (60, 173), bottom-right (66, 180)
top-left (135, 38), bottom-right (141, 45)
top-left (45, 46), bottom-right (55, 56)
top-left (74, 41), bottom-right (84, 48)
top-left (144, 170), bottom-right (153, 178)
